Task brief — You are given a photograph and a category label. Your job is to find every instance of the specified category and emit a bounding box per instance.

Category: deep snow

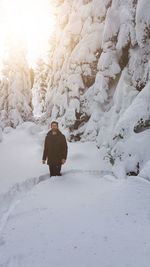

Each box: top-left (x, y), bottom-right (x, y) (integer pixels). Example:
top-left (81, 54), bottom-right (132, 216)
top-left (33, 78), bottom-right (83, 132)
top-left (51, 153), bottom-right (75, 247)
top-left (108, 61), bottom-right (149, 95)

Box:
top-left (0, 123), bottom-right (150, 267)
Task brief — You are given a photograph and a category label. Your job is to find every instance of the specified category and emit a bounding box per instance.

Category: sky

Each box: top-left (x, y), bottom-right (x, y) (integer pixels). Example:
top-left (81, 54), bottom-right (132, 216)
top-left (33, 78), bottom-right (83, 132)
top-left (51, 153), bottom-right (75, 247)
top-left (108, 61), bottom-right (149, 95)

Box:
top-left (0, 0), bottom-right (55, 66)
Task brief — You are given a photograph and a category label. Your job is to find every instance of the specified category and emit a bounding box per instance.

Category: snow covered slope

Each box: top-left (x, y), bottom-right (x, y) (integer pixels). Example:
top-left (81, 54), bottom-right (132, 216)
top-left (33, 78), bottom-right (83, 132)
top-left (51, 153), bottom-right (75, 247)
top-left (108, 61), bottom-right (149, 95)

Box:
top-left (0, 125), bottom-right (150, 267)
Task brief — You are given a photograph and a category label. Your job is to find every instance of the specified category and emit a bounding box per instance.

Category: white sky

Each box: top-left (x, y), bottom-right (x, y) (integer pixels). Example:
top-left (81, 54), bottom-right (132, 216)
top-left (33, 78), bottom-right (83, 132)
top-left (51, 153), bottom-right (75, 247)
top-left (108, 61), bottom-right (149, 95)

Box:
top-left (0, 0), bottom-right (55, 66)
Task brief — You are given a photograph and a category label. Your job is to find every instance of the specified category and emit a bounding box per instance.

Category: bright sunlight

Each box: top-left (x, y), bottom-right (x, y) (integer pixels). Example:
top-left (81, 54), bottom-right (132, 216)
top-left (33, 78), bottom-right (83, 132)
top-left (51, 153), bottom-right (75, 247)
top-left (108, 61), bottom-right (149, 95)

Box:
top-left (0, 0), bottom-right (55, 65)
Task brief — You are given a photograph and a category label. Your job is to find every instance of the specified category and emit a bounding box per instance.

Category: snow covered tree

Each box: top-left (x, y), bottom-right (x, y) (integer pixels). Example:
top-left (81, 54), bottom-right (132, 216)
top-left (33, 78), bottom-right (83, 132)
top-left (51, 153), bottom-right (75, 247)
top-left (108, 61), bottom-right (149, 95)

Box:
top-left (0, 41), bottom-right (33, 128)
top-left (44, 0), bottom-right (105, 135)
top-left (32, 58), bottom-right (48, 117)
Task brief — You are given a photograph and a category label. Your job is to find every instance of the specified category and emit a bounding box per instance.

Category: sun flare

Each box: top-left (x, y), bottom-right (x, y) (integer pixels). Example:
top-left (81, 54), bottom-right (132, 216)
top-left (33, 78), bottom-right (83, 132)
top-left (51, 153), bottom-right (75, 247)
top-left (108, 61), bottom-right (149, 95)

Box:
top-left (0, 0), bottom-right (55, 65)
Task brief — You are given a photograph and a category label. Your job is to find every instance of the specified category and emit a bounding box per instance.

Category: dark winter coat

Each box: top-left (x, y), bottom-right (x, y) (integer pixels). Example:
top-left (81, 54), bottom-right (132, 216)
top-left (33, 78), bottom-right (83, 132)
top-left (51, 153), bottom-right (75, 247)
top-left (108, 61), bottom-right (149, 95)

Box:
top-left (42, 130), bottom-right (68, 165)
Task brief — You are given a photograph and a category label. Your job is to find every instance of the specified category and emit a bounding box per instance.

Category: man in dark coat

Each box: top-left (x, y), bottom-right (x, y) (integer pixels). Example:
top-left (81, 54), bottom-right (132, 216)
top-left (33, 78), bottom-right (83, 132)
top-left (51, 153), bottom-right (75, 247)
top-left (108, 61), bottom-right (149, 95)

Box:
top-left (42, 121), bottom-right (68, 177)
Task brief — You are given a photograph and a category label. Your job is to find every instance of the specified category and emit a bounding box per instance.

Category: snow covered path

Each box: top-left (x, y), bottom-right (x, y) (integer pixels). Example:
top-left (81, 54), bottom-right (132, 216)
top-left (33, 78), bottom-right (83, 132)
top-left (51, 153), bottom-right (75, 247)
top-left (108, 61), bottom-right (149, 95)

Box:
top-left (0, 126), bottom-right (150, 267)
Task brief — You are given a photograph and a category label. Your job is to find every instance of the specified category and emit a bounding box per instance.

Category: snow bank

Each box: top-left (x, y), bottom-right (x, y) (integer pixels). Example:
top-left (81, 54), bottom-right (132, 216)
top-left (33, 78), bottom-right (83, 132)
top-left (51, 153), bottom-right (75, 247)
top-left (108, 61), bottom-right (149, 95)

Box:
top-left (0, 122), bottom-right (48, 194)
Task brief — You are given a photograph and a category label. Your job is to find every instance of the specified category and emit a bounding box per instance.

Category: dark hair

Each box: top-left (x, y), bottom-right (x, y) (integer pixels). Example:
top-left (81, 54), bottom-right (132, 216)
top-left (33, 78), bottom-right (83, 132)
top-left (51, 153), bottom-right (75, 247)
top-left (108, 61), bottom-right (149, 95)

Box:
top-left (51, 121), bottom-right (58, 126)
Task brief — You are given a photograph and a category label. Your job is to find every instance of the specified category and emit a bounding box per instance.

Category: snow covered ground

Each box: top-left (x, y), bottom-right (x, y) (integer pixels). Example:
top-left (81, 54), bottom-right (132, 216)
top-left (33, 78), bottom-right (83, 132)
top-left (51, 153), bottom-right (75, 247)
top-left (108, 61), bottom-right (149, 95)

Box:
top-left (0, 123), bottom-right (150, 267)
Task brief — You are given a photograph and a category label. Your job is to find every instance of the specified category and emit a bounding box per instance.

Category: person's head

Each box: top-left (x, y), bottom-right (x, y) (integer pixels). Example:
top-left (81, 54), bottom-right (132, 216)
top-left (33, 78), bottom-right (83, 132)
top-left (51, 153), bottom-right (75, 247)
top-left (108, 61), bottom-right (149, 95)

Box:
top-left (51, 121), bottom-right (59, 132)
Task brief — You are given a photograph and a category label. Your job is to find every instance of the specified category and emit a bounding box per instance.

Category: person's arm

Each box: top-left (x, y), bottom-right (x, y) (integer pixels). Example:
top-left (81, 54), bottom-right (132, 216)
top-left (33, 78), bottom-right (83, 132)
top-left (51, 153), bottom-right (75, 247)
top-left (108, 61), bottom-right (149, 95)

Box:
top-left (61, 135), bottom-right (68, 163)
top-left (42, 135), bottom-right (48, 163)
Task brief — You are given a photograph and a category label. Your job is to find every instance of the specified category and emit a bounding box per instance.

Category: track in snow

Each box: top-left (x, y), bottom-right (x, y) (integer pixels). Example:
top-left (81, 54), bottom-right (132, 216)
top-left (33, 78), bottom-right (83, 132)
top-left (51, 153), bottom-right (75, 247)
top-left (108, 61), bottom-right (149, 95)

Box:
top-left (0, 169), bottom-right (114, 238)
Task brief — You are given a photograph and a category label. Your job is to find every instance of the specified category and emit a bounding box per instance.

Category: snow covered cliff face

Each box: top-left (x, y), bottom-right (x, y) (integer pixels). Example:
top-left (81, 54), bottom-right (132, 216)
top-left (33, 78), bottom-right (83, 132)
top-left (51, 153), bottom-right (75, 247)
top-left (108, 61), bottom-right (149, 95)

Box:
top-left (43, 0), bottom-right (150, 174)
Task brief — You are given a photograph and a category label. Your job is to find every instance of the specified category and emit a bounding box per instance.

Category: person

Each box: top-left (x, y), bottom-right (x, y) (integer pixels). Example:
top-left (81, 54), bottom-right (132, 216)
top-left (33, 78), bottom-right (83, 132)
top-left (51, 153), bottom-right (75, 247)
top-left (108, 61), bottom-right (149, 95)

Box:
top-left (42, 121), bottom-right (68, 177)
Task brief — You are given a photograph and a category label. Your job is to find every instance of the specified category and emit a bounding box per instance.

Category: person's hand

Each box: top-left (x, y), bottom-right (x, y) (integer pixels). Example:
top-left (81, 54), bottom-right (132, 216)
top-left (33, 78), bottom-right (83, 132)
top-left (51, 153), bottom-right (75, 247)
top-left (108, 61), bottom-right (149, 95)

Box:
top-left (61, 159), bottom-right (66, 165)
top-left (42, 160), bottom-right (46, 164)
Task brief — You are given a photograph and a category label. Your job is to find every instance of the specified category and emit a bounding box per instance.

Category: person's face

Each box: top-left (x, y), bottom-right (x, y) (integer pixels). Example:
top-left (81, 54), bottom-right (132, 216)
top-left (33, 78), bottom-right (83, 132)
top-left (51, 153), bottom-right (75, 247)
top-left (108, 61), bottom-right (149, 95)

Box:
top-left (51, 123), bottom-right (58, 132)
